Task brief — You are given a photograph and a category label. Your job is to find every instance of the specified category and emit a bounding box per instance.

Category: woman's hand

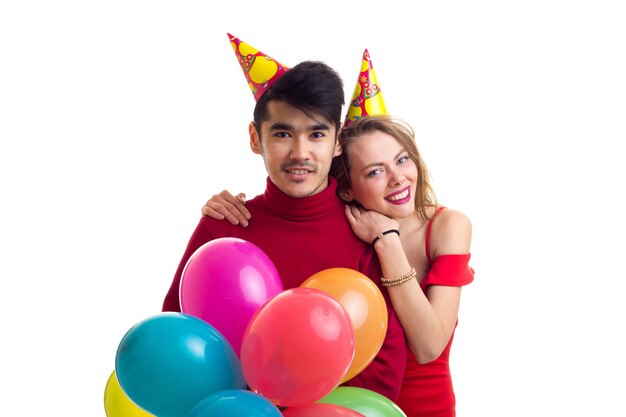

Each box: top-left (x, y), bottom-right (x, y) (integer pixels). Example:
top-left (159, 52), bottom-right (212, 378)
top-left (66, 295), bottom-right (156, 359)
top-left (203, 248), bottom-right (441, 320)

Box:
top-left (201, 190), bottom-right (251, 227)
top-left (344, 205), bottom-right (399, 244)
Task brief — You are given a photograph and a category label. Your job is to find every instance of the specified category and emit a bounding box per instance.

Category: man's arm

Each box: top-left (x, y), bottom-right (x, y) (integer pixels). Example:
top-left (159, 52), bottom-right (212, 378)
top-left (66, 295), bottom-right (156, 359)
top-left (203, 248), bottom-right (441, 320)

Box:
top-left (162, 218), bottom-right (214, 312)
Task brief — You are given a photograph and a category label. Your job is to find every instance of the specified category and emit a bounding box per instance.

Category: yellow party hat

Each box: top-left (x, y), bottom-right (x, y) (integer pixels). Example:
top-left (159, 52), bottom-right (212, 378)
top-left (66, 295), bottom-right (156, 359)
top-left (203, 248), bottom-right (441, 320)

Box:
top-left (345, 49), bottom-right (387, 126)
top-left (228, 33), bottom-right (289, 101)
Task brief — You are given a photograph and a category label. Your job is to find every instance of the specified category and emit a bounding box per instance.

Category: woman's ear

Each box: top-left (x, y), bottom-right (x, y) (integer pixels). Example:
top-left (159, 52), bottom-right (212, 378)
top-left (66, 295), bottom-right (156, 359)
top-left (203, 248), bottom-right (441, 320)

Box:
top-left (338, 188), bottom-right (354, 202)
top-left (249, 122), bottom-right (261, 154)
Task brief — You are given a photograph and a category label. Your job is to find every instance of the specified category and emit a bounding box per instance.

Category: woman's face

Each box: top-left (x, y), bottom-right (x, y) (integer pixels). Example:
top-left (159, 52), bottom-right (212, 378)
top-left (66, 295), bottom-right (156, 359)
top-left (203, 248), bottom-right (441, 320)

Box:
top-left (345, 130), bottom-right (418, 219)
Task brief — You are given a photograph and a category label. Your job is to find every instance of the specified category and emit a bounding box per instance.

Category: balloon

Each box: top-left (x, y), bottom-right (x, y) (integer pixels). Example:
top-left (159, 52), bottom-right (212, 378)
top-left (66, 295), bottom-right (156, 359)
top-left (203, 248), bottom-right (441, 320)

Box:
top-left (185, 389), bottom-right (282, 417)
top-left (180, 237), bottom-right (283, 356)
top-left (282, 402), bottom-right (366, 417)
top-left (103, 370), bottom-right (153, 417)
top-left (115, 312), bottom-right (246, 417)
top-left (301, 268), bottom-right (388, 382)
top-left (319, 386), bottom-right (407, 417)
top-left (241, 288), bottom-right (355, 407)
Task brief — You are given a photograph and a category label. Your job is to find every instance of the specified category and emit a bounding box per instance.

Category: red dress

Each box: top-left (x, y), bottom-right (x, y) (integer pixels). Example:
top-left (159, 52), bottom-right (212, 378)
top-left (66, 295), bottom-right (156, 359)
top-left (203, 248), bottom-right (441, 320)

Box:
top-left (395, 207), bottom-right (475, 417)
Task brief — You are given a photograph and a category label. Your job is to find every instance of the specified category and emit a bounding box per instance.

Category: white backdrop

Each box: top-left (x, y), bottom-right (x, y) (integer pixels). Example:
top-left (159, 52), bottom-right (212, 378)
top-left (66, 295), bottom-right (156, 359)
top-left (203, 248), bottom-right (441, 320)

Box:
top-left (1, 1), bottom-right (625, 416)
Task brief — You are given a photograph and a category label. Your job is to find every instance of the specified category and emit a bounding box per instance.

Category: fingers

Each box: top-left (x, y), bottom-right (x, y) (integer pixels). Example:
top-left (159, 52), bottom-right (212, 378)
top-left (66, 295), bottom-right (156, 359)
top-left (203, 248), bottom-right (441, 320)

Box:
top-left (202, 206), bottom-right (225, 219)
top-left (349, 205), bottom-right (363, 218)
top-left (201, 190), bottom-right (251, 227)
top-left (227, 192), bottom-right (251, 223)
top-left (344, 204), bottom-right (354, 220)
top-left (236, 193), bottom-right (247, 204)
top-left (211, 200), bottom-right (248, 226)
top-left (344, 204), bottom-right (359, 225)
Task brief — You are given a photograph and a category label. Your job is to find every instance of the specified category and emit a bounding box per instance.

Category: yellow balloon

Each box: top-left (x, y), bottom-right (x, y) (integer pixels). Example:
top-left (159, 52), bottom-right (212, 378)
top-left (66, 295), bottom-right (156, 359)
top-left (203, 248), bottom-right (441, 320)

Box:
top-left (301, 268), bottom-right (388, 383)
top-left (104, 371), bottom-right (154, 417)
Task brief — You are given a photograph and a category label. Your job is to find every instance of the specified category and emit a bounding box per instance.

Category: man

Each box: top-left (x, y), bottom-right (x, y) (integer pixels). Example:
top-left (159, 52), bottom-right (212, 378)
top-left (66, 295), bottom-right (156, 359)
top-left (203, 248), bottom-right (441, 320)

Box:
top-left (162, 35), bottom-right (406, 400)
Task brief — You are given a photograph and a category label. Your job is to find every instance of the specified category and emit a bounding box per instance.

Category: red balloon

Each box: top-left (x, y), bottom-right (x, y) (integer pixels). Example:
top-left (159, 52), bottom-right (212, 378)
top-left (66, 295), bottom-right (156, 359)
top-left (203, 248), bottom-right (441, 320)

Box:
top-left (282, 403), bottom-right (366, 417)
top-left (302, 268), bottom-right (388, 382)
top-left (180, 238), bottom-right (283, 356)
top-left (241, 288), bottom-right (355, 407)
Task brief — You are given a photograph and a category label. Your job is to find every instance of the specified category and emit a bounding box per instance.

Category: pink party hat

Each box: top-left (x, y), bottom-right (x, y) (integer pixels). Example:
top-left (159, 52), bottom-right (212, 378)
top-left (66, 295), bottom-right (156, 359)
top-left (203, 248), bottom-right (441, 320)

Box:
top-left (345, 49), bottom-right (388, 126)
top-left (228, 33), bottom-right (289, 101)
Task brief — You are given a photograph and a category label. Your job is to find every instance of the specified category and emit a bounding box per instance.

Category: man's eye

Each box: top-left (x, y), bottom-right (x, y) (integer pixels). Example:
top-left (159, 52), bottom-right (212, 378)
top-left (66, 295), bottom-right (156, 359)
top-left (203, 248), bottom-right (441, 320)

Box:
top-left (311, 132), bottom-right (325, 139)
top-left (276, 132), bottom-right (290, 138)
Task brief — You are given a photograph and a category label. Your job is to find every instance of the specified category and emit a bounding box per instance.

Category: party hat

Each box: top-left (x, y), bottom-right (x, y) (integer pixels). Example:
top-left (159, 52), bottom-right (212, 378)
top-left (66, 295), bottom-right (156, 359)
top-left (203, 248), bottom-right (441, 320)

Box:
top-left (345, 49), bottom-right (388, 126)
top-left (228, 33), bottom-right (289, 101)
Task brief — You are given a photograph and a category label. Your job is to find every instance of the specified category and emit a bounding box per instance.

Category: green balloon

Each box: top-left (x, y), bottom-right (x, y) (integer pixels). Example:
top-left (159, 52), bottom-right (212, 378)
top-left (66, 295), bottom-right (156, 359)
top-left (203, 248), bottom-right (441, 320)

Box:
top-left (318, 387), bottom-right (407, 417)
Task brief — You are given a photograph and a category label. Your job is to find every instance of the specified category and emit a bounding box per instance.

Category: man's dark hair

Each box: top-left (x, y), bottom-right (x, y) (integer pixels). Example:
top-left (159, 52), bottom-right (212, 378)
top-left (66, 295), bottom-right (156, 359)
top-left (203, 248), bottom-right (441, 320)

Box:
top-left (253, 61), bottom-right (344, 139)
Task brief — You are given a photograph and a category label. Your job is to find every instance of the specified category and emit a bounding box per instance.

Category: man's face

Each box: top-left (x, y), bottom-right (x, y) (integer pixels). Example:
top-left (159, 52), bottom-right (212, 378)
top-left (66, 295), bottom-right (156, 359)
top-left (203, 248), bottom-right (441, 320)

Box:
top-left (250, 100), bottom-right (341, 198)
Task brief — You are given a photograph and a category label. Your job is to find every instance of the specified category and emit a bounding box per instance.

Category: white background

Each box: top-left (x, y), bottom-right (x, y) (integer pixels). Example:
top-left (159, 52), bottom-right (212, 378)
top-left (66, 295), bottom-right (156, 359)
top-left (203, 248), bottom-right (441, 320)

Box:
top-left (1, 1), bottom-right (625, 416)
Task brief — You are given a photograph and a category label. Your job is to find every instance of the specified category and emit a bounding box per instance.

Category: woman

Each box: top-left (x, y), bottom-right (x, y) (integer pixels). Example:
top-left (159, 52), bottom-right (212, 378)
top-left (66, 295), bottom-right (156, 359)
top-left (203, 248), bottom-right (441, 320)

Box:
top-left (202, 115), bottom-right (474, 417)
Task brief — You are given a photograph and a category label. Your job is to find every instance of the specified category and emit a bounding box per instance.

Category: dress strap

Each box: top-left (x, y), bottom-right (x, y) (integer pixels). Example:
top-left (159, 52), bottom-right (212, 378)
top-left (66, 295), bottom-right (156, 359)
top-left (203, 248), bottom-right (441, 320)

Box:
top-left (425, 206), bottom-right (446, 264)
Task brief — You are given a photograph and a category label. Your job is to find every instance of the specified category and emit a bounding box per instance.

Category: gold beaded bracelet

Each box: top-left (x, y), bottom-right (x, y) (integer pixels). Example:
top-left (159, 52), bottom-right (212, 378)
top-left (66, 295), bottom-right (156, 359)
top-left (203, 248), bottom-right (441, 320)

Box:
top-left (381, 267), bottom-right (417, 287)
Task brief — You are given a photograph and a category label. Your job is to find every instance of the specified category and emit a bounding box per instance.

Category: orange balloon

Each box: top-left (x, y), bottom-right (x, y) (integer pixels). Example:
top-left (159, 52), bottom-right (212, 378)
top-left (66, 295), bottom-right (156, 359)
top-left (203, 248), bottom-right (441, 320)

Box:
top-left (301, 268), bottom-right (388, 382)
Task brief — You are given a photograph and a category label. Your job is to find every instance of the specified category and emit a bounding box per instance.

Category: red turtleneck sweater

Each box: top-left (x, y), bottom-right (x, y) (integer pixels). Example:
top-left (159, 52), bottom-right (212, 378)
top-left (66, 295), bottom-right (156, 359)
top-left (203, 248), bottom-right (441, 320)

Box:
top-left (163, 177), bottom-right (406, 401)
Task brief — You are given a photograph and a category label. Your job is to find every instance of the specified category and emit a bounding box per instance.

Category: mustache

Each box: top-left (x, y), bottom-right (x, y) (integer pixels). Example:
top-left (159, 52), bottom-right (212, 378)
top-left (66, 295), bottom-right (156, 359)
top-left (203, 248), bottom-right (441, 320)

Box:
top-left (281, 162), bottom-right (317, 171)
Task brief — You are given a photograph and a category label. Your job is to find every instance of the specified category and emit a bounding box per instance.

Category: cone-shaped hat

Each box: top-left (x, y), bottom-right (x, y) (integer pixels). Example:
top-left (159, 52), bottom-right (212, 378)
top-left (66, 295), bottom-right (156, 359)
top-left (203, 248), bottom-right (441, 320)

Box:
top-left (228, 33), bottom-right (289, 101)
top-left (345, 49), bottom-right (387, 126)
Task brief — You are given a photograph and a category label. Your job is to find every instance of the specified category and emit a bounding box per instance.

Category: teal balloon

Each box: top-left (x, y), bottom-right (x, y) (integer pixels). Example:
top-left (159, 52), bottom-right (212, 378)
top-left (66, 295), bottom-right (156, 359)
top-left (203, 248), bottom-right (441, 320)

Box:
top-left (185, 389), bottom-right (282, 417)
top-left (115, 313), bottom-right (246, 417)
top-left (319, 386), bottom-right (407, 417)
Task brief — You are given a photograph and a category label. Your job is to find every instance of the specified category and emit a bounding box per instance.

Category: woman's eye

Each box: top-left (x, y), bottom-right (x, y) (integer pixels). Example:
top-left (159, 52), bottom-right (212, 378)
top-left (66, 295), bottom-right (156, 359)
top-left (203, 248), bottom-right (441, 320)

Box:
top-left (398, 156), bottom-right (409, 164)
top-left (367, 168), bottom-right (382, 177)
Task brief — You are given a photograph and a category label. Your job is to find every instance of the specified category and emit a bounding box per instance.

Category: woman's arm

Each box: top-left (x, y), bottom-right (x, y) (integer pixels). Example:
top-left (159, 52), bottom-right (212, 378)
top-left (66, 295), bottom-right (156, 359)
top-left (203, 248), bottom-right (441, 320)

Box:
top-left (345, 206), bottom-right (472, 364)
top-left (201, 190), bottom-right (251, 227)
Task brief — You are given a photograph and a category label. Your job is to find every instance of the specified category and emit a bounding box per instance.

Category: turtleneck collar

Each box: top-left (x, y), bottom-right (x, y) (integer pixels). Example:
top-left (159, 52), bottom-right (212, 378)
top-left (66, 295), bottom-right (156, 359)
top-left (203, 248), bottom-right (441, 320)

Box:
top-left (262, 176), bottom-right (342, 221)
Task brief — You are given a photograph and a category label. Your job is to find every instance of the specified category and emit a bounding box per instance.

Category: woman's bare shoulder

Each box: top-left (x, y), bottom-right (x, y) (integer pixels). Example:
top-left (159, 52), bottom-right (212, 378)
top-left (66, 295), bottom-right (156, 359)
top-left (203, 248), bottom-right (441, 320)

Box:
top-left (429, 207), bottom-right (472, 256)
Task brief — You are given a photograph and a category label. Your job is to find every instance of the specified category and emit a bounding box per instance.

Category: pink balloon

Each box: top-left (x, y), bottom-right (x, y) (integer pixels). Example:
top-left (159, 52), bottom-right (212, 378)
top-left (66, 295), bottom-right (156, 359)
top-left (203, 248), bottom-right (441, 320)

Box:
top-left (180, 238), bottom-right (283, 356)
top-left (241, 288), bottom-right (355, 408)
top-left (282, 403), bottom-right (365, 417)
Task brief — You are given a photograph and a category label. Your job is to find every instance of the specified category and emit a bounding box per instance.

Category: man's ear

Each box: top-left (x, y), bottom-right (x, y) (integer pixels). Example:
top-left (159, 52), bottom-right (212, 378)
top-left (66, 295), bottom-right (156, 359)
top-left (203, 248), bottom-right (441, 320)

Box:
top-left (333, 139), bottom-right (342, 157)
top-left (249, 122), bottom-right (261, 154)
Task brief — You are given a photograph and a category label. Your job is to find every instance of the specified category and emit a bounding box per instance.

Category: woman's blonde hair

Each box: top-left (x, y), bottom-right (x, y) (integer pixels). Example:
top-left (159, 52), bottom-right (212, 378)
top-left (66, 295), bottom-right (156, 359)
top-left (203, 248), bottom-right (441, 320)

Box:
top-left (330, 115), bottom-right (438, 220)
